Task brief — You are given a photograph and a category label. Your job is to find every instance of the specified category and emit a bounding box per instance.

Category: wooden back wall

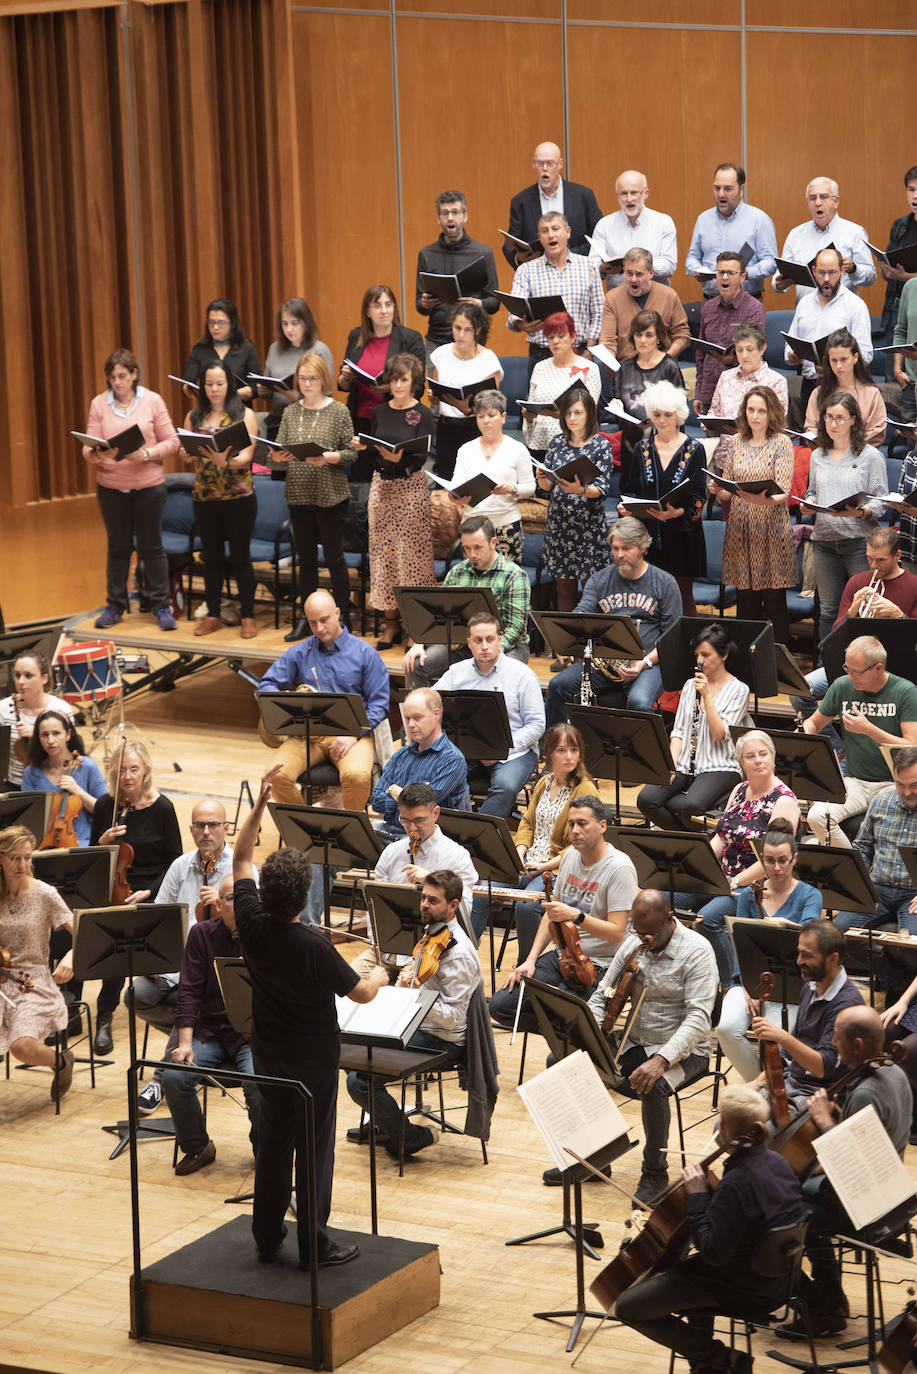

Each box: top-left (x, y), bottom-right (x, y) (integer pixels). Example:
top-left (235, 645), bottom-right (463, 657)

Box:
top-left (2, 0), bottom-right (915, 621)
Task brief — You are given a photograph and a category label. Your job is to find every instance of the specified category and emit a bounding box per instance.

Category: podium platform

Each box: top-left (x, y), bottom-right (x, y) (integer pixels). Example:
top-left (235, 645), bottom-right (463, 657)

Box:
top-left (131, 1215), bottom-right (440, 1369)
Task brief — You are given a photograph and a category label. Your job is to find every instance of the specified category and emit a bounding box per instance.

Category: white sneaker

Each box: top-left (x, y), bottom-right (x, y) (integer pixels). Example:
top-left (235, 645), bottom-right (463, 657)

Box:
top-left (137, 1081), bottom-right (163, 1115)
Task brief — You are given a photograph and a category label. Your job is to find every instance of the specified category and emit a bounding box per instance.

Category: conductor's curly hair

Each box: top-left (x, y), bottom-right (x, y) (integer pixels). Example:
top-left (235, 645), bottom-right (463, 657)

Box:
top-left (260, 848), bottom-right (312, 923)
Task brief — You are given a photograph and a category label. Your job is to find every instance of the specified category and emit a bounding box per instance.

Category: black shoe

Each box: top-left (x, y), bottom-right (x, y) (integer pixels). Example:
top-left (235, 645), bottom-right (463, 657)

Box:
top-left (258, 1223), bottom-right (288, 1263)
top-left (633, 1171), bottom-right (669, 1207)
top-left (690, 1339), bottom-right (733, 1374)
top-left (774, 1309), bottom-right (846, 1341)
top-left (543, 1164), bottom-right (611, 1186)
top-left (298, 1242), bottom-right (360, 1270)
top-left (94, 1014), bottom-right (113, 1055)
top-left (346, 1124), bottom-right (388, 1145)
top-left (284, 618), bottom-right (308, 642)
top-left (376, 627), bottom-right (403, 650)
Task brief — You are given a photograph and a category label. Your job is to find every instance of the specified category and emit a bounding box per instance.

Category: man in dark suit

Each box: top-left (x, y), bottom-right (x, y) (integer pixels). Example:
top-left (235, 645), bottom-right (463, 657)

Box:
top-left (503, 141), bottom-right (601, 268)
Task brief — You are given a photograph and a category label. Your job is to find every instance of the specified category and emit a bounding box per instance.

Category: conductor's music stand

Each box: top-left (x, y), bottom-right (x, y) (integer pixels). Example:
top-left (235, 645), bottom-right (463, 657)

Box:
top-left (269, 802), bottom-right (385, 926)
top-left (395, 585), bottom-right (500, 669)
top-left (567, 706), bottom-right (673, 824)
top-left (728, 725), bottom-right (846, 806)
top-left (31, 845), bottom-right (115, 911)
top-left (438, 689), bottom-right (513, 761)
top-left (74, 903), bottom-right (187, 1160)
top-left (258, 690), bottom-right (370, 806)
top-left (608, 826), bottom-right (730, 913)
top-left (530, 611), bottom-right (647, 666)
top-left (657, 615), bottom-right (777, 706)
top-left (821, 619), bottom-right (917, 685)
top-left (0, 790), bottom-right (52, 844)
top-left (436, 807), bottom-right (521, 982)
top-left (517, 979), bottom-right (635, 1352)
top-left (732, 918), bottom-right (806, 1030)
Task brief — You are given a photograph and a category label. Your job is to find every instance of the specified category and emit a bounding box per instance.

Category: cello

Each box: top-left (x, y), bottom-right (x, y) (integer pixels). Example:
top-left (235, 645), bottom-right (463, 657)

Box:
top-left (756, 967), bottom-right (791, 1128)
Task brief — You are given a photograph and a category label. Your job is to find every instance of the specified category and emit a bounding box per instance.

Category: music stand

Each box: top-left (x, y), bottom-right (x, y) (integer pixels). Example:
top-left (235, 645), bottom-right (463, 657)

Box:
top-left (439, 689), bottom-right (513, 762)
top-left (521, 979), bottom-right (635, 1352)
top-left (774, 643), bottom-right (812, 696)
top-left (567, 706), bottom-right (673, 824)
top-left (0, 724), bottom-right (9, 788)
top-left (258, 690), bottom-right (370, 806)
top-left (436, 807), bottom-right (521, 982)
top-left (0, 624), bottom-right (63, 690)
top-left (732, 919), bottom-right (806, 1030)
top-left (361, 882), bottom-right (423, 956)
top-left (0, 790), bottom-right (52, 844)
top-left (529, 611), bottom-right (647, 665)
top-left (30, 845), bottom-right (115, 911)
top-left (395, 585), bottom-right (501, 669)
top-left (657, 615), bottom-right (778, 703)
top-left (74, 903), bottom-right (187, 1160)
top-left (211, 956), bottom-right (262, 1206)
top-left (608, 827), bottom-right (730, 913)
top-left (269, 802), bottom-right (385, 926)
top-left (728, 725), bottom-right (846, 806)
top-left (821, 619), bottom-right (917, 685)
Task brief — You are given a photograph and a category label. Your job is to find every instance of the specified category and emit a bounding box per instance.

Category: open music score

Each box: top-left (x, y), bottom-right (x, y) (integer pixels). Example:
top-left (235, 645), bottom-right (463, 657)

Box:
top-left (335, 868), bottom-right (544, 904)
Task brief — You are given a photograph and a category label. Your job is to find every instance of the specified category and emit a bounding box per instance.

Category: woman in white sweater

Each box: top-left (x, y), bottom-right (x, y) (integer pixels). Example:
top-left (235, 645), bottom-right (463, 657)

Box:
top-left (449, 390), bottom-right (535, 563)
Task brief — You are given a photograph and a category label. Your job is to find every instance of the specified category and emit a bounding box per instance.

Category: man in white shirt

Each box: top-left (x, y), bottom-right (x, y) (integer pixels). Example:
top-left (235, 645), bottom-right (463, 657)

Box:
top-left (774, 177), bottom-right (875, 300)
top-left (374, 782), bottom-right (479, 935)
top-left (588, 169), bottom-right (678, 287)
top-left (786, 247), bottom-right (873, 405)
top-left (435, 611), bottom-right (545, 817)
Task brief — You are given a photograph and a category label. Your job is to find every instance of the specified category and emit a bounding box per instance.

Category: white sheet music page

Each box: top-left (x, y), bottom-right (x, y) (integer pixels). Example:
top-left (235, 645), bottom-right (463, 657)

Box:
top-left (518, 1049), bottom-right (629, 1173)
top-left (335, 985), bottom-right (422, 1039)
top-left (812, 1104), bottom-right (915, 1230)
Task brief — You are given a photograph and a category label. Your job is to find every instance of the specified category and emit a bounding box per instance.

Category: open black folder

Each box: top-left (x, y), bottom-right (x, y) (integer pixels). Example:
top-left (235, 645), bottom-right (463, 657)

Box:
top-left (419, 256), bottom-right (488, 303)
top-left (496, 290), bottom-right (565, 321)
top-left (176, 419), bottom-right (251, 458)
top-left (71, 422), bottom-right (145, 460)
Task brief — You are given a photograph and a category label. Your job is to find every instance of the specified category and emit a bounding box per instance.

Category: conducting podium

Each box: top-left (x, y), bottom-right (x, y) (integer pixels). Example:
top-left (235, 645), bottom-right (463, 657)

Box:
top-left (258, 688), bottom-right (370, 806)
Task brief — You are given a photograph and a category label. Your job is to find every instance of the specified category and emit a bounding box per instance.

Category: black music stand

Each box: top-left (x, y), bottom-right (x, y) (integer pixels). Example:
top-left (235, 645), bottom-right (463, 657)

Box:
top-left (774, 643), bottom-right (812, 696)
top-left (821, 619), bottom-right (917, 685)
top-left (608, 827), bottom-right (730, 913)
top-left (728, 725), bottom-right (846, 806)
top-left (30, 845), bottom-right (115, 911)
top-left (439, 689), bottom-right (513, 761)
top-left (269, 802), bottom-right (385, 926)
top-left (0, 724), bottom-right (9, 788)
top-left (568, 706), bottom-right (673, 824)
top-left (74, 903), bottom-right (186, 1159)
top-left (0, 790), bottom-right (52, 844)
top-left (361, 882), bottom-right (423, 955)
top-left (0, 624), bottom-right (63, 689)
top-left (436, 807), bottom-right (521, 983)
top-left (530, 611), bottom-right (647, 666)
top-left (732, 919), bottom-right (806, 1030)
top-left (521, 979), bottom-right (635, 1351)
top-left (657, 615), bottom-right (777, 704)
top-left (211, 956), bottom-right (268, 1207)
top-left (395, 585), bottom-right (501, 668)
top-left (258, 690), bottom-right (370, 806)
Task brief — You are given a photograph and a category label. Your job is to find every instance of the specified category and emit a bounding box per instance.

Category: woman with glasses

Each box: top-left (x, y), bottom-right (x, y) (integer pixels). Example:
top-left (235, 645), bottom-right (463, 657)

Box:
top-left (182, 298), bottom-right (260, 402)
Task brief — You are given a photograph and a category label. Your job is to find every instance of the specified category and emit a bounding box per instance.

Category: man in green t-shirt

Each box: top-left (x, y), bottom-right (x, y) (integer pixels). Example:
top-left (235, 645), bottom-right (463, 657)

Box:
top-left (804, 634), bottom-right (917, 846)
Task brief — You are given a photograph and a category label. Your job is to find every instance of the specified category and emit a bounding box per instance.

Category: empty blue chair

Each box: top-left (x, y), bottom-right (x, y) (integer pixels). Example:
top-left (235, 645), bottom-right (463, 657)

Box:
top-left (692, 518), bottom-right (736, 613)
top-left (763, 310), bottom-right (797, 375)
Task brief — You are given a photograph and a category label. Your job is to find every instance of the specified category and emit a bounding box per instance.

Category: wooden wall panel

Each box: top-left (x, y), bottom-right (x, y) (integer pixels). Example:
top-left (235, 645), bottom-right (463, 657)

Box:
top-left (570, 0), bottom-right (739, 22)
top-left (747, 0), bottom-right (916, 25)
top-left (569, 26), bottom-right (742, 307)
top-left (399, 0), bottom-right (560, 17)
top-left (395, 16), bottom-right (564, 356)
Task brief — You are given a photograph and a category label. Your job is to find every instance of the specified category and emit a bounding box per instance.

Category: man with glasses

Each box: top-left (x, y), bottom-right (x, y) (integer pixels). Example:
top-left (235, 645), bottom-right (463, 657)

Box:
top-left (502, 141), bottom-right (601, 267)
top-left (130, 798), bottom-right (253, 1117)
top-left (588, 889), bottom-right (717, 1206)
top-left (833, 746), bottom-right (917, 935)
top-left (785, 246), bottom-right (873, 407)
top-left (803, 635), bottom-right (917, 846)
top-left (693, 251), bottom-right (765, 412)
top-left (415, 190), bottom-right (499, 363)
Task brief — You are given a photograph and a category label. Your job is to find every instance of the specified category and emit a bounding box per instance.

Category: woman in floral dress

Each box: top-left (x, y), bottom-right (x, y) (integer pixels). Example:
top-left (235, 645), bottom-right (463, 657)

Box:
top-left (539, 387), bottom-right (613, 610)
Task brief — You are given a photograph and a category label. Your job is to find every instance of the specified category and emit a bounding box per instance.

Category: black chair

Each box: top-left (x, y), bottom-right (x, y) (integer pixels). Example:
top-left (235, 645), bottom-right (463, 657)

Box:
top-left (670, 990), bottom-right (728, 1160)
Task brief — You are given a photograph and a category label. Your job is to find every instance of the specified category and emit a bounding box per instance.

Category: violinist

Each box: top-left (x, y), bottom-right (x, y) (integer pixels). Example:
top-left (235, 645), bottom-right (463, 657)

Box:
top-left (615, 1084), bottom-right (803, 1374)
top-left (0, 825), bottom-right (77, 1101)
top-left (0, 651), bottom-right (72, 788)
top-left (130, 799), bottom-right (244, 1120)
top-left (23, 712), bottom-right (107, 848)
top-left (346, 869), bottom-right (481, 1159)
top-left (775, 1007), bottom-right (912, 1341)
top-left (588, 890), bottom-right (718, 1205)
top-left (84, 743), bottom-right (182, 1055)
top-left (490, 796), bottom-right (637, 1042)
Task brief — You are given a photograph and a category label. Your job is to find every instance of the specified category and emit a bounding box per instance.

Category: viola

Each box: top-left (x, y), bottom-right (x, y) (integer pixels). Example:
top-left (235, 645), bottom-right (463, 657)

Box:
top-left (38, 751), bottom-right (82, 851)
top-left (756, 968), bottom-right (791, 1128)
top-left (602, 949), bottom-right (641, 1035)
top-left (546, 872), bottom-right (596, 988)
top-left (404, 923), bottom-right (453, 987)
top-left (0, 946), bottom-right (34, 993)
top-left (194, 853), bottom-right (219, 922)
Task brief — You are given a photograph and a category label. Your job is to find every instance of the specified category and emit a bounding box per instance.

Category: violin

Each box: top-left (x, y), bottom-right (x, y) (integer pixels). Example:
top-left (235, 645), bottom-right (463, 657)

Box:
top-left (0, 946), bottom-right (34, 993)
top-left (195, 853), bottom-right (218, 922)
top-left (756, 969), bottom-right (791, 1128)
top-left (602, 948), bottom-right (640, 1035)
top-left (590, 1122), bottom-right (767, 1313)
top-left (404, 923), bottom-right (454, 987)
top-left (546, 872), bottom-right (596, 988)
top-left (38, 751), bottom-right (82, 851)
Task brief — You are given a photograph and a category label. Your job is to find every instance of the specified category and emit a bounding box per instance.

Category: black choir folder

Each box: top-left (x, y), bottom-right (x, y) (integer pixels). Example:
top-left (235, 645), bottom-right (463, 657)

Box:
top-left (426, 374), bottom-right (500, 405)
top-left (781, 332), bottom-right (832, 367)
top-left (867, 240), bottom-right (917, 275)
top-left (176, 419), bottom-right (251, 458)
top-left (775, 257), bottom-right (817, 289)
top-left (71, 422), bottom-right (145, 460)
top-left (418, 256), bottom-right (488, 303)
top-left (532, 453), bottom-right (599, 488)
top-left (357, 431), bottom-right (432, 459)
top-left (428, 470), bottom-right (497, 507)
top-left (619, 479), bottom-right (694, 519)
top-left (498, 228), bottom-right (542, 256)
top-left (496, 290), bottom-right (566, 321)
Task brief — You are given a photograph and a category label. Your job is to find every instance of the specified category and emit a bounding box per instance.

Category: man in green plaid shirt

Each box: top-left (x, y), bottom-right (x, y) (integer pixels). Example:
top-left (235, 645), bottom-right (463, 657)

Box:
top-left (834, 746), bottom-right (917, 935)
top-left (404, 514), bottom-right (530, 688)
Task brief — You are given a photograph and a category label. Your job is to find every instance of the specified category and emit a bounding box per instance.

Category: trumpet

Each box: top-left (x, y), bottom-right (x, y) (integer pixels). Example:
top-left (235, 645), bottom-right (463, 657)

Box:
top-left (854, 570), bottom-right (885, 618)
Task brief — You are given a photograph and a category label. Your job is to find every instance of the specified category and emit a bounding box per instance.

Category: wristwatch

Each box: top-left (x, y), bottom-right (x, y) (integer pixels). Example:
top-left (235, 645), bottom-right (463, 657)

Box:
top-left (574, 911), bottom-right (586, 926)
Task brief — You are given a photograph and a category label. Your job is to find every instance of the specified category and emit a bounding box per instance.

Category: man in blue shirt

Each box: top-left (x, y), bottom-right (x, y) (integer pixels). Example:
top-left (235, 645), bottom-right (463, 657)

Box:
top-left (686, 163), bottom-right (778, 298)
top-left (370, 688), bottom-right (469, 838)
top-left (258, 590), bottom-right (391, 811)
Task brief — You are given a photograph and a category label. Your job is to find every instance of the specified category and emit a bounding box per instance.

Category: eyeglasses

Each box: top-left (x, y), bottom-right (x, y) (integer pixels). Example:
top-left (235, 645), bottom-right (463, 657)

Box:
top-left (192, 820), bottom-right (225, 831)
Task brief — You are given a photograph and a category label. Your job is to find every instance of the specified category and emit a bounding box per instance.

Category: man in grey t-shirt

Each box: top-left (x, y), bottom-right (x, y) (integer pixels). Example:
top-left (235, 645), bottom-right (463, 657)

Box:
top-left (489, 796), bottom-right (637, 1033)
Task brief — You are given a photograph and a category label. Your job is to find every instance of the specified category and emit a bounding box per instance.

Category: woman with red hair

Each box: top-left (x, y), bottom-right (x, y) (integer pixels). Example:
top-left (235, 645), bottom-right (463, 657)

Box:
top-left (521, 312), bottom-right (601, 454)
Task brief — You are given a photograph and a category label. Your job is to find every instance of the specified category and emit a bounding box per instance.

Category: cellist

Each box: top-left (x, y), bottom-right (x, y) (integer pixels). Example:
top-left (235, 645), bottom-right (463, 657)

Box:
top-left (615, 1084), bottom-right (803, 1374)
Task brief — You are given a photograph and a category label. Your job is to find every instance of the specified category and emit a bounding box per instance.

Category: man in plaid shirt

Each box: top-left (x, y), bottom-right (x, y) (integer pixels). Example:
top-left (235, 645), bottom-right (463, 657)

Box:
top-left (835, 746), bottom-right (917, 936)
top-left (404, 513), bottom-right (530, 688)
top-left (506, 212), bottom-right (604, 368)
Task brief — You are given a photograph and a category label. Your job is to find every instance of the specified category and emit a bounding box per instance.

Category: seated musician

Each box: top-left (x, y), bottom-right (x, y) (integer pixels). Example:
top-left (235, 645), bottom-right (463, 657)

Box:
top-left (774, 1007), bottom-right (912, 1341)
top-left (802, 634), bottom-right (917, 847)
top-left (257, 589), bottom-right (391, 811)
top-left (834, 745), bottom-right (917, 936)
top-left (714, 821), bottom-right (823, 1080)
top-left (433, 611), bottom-right (545, 818)
top-left (490, 794), bottom-right (637, 1041)
top-left (161, 875), bottom-right (260, 1176)
top-left (637, 624), bottom-right (752, 831)
top-left (345, 869), bottom-right (482, 1158)
top-left (614, 1083), bottom-right (803, 1374)
top-left (588, 890), bottom-right (718, 1206)
top-left (748, 922), bottom-right (864, 1113)
top-left (369, 688), bottom-right (470, 841)
top-left (22, 711), bottom-right (107, 847)
top-left (129, 799), bottom-right (251, 1119)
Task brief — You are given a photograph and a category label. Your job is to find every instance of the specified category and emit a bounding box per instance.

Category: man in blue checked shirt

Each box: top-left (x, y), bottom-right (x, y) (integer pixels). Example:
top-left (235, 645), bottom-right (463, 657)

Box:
top-left (258, 590), bottom-right (390, 811)
top-left (370, 687), bottom-right (470, 838)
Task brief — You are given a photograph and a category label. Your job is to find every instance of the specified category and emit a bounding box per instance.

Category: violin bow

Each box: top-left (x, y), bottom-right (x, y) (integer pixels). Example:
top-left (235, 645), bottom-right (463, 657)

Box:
top-left (510, 977), bottom-right (525, 1046)
top-left (562, 1146), bottom-right (645, 1210)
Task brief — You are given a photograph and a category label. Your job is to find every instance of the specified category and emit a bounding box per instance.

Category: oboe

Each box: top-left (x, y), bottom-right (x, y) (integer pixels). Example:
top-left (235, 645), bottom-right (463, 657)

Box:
top-left (580, 638), bottom-right (595, 705)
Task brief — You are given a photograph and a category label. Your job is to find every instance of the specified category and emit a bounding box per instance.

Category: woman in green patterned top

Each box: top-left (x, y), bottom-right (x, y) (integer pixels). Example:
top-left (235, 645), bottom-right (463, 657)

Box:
top-left (179, 361), bottom-right (259, 639)
top-left (274, 353), bottom-right (355, 642)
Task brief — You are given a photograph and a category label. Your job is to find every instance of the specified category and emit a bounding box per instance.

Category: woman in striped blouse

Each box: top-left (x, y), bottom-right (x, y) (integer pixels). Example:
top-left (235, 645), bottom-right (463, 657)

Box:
top-left (637, 624), bottom-right (752, 830)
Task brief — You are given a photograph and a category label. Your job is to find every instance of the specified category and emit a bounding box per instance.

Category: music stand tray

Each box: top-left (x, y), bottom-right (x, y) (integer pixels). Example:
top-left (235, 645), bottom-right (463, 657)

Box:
top-left (728, 725), bottom-right (846, 805)
top-left (567, 706), bottom-right (673, 822)
top-left (30, 845), bottom-right (115, 911)
top-left (0, 790), bottom-right (52, 845)
top-left (821, 619), bottom-right (917, 686)
top-left (608, 826), bottom-right (730, 912)
top-left (791, 843), bottom-right (878, 915)
top-left (395, 585), bottom-right (500, 649)
top-left (529, 611), bottom-right (646, 664)
top-left (657, 615), bottom-right (777, 698)
top-left (439, 689), bottom-right (513, 762)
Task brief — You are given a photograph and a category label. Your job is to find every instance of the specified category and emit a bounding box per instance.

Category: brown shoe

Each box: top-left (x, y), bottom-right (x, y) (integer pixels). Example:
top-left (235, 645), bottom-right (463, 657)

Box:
top-left (194, 616), bottom-right (223, 637)
top-left (240, 618), bottom-right (258, 639)
top-left (175, 1139), bottom-right (216, 1175)
top-left (51, 1049), bottom-right (75, 1102)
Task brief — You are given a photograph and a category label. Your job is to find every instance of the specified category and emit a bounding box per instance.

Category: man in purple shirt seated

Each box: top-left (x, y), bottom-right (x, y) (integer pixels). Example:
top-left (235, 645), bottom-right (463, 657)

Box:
top-left (161, 875), bottom-right (260, 1176)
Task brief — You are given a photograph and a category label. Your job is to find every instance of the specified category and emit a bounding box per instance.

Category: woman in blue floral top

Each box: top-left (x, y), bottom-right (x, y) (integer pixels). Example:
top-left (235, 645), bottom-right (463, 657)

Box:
top-left (538, 387), bottom-right (613, 610)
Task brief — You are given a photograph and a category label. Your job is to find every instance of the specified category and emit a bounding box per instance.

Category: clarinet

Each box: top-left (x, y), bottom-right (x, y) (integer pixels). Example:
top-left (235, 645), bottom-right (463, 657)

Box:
top-left (580, 638), bottom-right (594, 706)
top-left (685, 659), bottom-right (704, 774)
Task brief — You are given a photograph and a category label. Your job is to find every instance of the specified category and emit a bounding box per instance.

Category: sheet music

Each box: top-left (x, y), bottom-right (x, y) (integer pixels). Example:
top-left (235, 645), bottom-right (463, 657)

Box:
top-left (518, 1049), bottom-right (629, 1173)
top-left (336, 984), bottom-right (422, 1039)
top-left (812, 1104), bottom-right (916, 1230)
